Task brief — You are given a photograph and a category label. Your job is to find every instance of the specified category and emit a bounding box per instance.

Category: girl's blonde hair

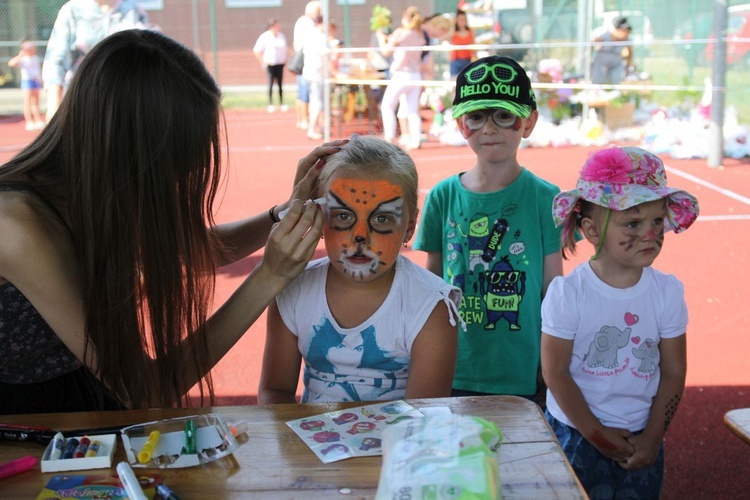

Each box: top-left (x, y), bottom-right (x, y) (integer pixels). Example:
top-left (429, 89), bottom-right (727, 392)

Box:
top-left (317, 135), bottom-right (419, 218)
top-left (401, 6), bottom-right (424, 31)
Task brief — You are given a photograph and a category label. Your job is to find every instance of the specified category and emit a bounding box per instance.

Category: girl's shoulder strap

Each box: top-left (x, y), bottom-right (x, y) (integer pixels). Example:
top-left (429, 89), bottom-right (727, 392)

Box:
top-left (0, 182), bottom-right (70, 233)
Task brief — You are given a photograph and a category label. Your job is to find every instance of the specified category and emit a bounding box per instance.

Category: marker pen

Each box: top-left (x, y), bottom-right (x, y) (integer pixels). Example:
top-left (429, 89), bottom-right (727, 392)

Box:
top-left (85, 440), bottom-right (101, 458)
top-left (0, 456), bottom-right (37, 480)
top-left (278, 197), bottom-right (327, 220)
top-left (156, 482), bottom-right (181, 500)
top-left (0, 426), bottom-right (57, 445)
top-left (49, 432), bottom-right (65, 460)
top-left (138, 430), bottom-right (161, 464)
top-left (61, 437), bottom-right (79, 460)
top-left (183, 420), bottom-right (196, 455)
top-left (73, 436), bottom-right (91, 458)
top-left (116, 461), bottom-right (147, 500)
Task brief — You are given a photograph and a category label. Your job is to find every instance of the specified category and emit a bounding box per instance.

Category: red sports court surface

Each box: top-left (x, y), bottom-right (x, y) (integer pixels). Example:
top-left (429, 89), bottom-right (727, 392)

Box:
top-left (2, 109), bottom-right (749, 498)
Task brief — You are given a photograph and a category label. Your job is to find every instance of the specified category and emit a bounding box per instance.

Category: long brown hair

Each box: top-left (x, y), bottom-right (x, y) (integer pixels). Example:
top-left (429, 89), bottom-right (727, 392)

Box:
top-left (1, 30), bottom-right (225, 408)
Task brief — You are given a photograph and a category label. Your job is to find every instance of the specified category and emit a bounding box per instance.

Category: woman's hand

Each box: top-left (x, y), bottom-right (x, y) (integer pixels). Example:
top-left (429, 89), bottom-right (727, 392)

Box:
top-left (289, 140), bottom-right (348, 204)
top-left (261, 199), bottom-right (323, 282)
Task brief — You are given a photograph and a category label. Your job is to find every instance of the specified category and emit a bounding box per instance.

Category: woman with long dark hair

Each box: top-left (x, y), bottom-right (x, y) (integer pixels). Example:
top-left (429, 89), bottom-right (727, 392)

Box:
top-left (0, 29), bottom-right (342, 414)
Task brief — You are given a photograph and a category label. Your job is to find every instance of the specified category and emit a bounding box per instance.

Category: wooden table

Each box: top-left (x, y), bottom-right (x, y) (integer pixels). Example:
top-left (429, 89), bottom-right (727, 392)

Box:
top-left (725, 407), bottom-right (750, 445)
top-left (0, 396), bottom-right (586, 499)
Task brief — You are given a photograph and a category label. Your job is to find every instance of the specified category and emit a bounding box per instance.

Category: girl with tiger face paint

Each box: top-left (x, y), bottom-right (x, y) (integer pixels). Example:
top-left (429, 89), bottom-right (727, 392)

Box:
top-left (323, 177), bottom-right (413, 283)
top-left (258, 135), bottom-right (463, 405)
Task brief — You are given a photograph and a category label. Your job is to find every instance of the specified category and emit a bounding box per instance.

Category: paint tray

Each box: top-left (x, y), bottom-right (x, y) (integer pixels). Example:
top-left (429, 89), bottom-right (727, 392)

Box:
top-left (120, 413), bottom-right (240, 468)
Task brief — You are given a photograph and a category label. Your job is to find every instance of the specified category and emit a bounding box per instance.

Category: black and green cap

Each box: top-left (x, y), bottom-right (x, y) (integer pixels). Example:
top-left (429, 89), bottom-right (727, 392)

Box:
top-left (452, 55), bottom-right (537, 119)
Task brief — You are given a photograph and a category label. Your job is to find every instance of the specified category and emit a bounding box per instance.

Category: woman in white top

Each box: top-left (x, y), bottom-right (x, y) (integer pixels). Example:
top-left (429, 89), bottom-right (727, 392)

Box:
top-left (253, 18), bottom-right (289, 113)
top-left (376, 6), bottom-right (425, 151)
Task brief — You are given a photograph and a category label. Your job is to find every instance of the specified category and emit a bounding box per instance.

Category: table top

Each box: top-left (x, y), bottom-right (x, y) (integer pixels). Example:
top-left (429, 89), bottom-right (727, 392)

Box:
top-left (725, 407), bottom-right (750, 445)
top-left (0, 396), bottom-right (586, 499)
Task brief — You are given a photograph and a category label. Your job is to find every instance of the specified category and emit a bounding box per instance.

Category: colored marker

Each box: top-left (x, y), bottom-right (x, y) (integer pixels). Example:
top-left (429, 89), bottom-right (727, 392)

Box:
top-left (184, 420), bottom-right (196, 455)
top-left (61, 437), bottom-right (79, 460)
top-left (85, 440), bottom-right (101, 458)
top-left (0, 455), bottom-right (37, 480)
top-left (73, 436), bottom-right (91, 458)
top-left (156, 482), bottom-right (181, 500)
top-left (0, 425), bottom-right (57, 445)
top-left (278, 197), bottom-right (327, 220)
top-left (49, 432), bottom-right (65, 460)
top-left (138, 430), bottom-right (161, 464)
top-left (116, 461), bottom-right (147, 500)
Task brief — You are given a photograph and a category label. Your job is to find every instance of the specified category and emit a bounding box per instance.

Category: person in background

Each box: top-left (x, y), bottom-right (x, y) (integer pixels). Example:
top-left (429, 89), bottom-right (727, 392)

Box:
top-left (414, 55), bottom-right (563, 403)
top-left (8, 41), bottom-right (44, 131)
top-left (542, 146), bottom-right (698, 498)
top-left (258, 135), bottom-right (461, 404)
top-left (301, 15), bottom-right (332, 141)
top-left (591, 16), bottom-right (632, 85)
top-left (293, 1), bottom-right (321, 130)
top-left (376, 6), bottom-right (425, 151)
top-left (254, 18), bottom-right (289, 113)
top-left (449, 8), bottom-right (474, 78)
top-left (0, 29), bottom-right (345, 414)
top-left (42, 0), bottom-right (113, 123)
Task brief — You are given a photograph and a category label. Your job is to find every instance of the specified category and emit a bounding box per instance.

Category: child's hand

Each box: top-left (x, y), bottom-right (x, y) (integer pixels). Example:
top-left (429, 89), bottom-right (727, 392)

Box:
top-left (587, 426), bottom-right (635, 463)
top-left (619, 433), bottom-right (661, 470)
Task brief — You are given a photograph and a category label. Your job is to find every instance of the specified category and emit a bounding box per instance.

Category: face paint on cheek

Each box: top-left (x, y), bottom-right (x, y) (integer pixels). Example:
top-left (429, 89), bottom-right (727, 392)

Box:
top-left (511, 116), bottom-right (522, 131)
top-left (457, 119), bottom-right (473, 138)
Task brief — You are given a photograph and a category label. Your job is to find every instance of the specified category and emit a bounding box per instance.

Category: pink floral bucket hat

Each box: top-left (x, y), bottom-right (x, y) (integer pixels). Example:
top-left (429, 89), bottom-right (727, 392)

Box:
top-left (553, 146), bottom-right (699, 233)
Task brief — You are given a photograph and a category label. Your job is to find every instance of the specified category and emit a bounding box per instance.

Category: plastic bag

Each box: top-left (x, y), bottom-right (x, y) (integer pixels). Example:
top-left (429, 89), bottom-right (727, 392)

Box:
top-left (375, 414), bottom-right (503, 500)
top-left (288, 49), bottom-right (304, 75)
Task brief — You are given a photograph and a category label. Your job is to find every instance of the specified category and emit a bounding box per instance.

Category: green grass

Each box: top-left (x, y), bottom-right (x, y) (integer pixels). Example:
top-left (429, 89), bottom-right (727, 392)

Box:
top-left (642, 55), bottom-right (750, 119)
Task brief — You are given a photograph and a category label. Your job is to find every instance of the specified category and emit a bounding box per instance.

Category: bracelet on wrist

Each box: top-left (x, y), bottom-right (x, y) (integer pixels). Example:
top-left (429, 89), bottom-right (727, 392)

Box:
top-left (268, 205), bottom-right (279, 223)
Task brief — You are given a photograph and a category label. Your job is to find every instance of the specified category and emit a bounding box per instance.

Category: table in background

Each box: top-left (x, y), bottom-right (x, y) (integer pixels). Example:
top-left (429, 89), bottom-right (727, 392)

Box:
top-left (331, 73), bottom-right (385, 137)
top-left (0, 396), bottom-right (586, 499)
top-left (725, 407), bottom-right (750, 445)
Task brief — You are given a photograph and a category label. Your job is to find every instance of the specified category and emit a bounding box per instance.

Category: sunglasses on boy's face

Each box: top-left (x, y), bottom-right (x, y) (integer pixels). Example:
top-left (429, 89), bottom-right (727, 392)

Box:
top-left (462, 109), bottom-right (520, 131)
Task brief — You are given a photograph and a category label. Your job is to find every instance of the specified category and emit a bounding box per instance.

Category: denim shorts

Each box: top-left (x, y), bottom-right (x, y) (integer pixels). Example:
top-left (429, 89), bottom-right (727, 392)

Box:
top-left (21, 79), bottom-right (42, 90)
top-left (296, 75), bottom-right (310, 103)
top-left (546, 411), bottom-right (664, 499)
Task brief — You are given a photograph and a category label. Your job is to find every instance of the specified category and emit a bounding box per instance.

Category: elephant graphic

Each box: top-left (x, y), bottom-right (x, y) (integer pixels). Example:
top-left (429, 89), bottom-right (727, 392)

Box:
top-left (632, 339), bottom-right (660, 373)
top-left (586, 325), bottom-right (632, 369)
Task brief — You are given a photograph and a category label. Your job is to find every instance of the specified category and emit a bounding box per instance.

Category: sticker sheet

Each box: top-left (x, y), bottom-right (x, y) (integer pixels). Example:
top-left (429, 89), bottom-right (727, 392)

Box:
top-left (286, 401), bottom-right (424, 463)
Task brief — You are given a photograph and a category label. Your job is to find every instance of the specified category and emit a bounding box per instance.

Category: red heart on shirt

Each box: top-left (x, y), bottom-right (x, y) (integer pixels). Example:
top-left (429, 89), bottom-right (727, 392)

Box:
top-left (624, 312), bottom-right (639, 326)
top-left (632, 336), bottom-right (641, 345)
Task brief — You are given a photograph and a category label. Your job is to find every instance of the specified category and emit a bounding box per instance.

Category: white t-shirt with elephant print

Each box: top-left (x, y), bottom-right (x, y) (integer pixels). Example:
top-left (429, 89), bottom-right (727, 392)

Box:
top-left (542, 263), bottom-right (687, 432)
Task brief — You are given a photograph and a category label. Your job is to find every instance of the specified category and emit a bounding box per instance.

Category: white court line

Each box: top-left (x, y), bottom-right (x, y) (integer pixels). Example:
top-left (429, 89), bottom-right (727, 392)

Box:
top-left (666, 165), bottom-right (750, 205)
top-left (665, 165), bottom-right (750, 222)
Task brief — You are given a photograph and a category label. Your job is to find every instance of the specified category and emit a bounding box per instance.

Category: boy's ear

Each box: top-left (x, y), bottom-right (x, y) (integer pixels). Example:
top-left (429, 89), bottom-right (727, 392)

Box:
top-left (521, 109), bottom-right (539, 139)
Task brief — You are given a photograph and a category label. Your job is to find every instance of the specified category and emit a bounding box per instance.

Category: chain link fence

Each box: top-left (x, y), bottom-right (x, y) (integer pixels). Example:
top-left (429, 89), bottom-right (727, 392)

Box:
top-left (0, 0), bottom-right (748, 121)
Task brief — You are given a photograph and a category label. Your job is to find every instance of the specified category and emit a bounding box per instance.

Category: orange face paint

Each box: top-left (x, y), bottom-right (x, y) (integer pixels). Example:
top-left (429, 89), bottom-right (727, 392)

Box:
top-left (323, 177), bottom-right (408, 282)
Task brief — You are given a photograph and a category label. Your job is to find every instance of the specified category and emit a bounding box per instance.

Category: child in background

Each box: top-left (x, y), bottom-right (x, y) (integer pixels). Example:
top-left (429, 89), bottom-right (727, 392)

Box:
top-left (541, 146), bottom-right (699, 498)
top-left (414, 55), bottom-right (563, 401)
top-left (259, 135), bottom-right (462, 404)
top-left (8, 41), bottom-right (44, 130)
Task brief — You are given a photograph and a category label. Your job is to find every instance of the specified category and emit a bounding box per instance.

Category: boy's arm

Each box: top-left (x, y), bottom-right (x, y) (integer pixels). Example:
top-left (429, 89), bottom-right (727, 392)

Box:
top-left (257, 300), bottom-right (303, 404)
top-left (8, 53), bottom-right (21, 67)
top-left (405, 302), bottom-right (457, 398)
top-left (542, 251), bottom-right (563, 297)
top-left (542, 333), bottom-right (635, 462)
top-left (622, 334), bottom-right (686, 470)
top-left (424, 251), bottom-right (444, 278)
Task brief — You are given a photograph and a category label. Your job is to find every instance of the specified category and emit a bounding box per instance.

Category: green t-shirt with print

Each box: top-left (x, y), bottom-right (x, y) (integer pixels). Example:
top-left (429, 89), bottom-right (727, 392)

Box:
top-left (414, 169), bottom-right (562, 395)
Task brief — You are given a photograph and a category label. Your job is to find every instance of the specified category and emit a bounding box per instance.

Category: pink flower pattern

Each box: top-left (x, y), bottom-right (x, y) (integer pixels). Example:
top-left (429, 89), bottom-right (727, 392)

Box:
top-left (553, 146), bottom-right (699, 232)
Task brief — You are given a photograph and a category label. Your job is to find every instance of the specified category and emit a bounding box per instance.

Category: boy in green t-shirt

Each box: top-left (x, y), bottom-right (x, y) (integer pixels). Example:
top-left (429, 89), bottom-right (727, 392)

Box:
top-left (413, 55), bottom-right (563, 400)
